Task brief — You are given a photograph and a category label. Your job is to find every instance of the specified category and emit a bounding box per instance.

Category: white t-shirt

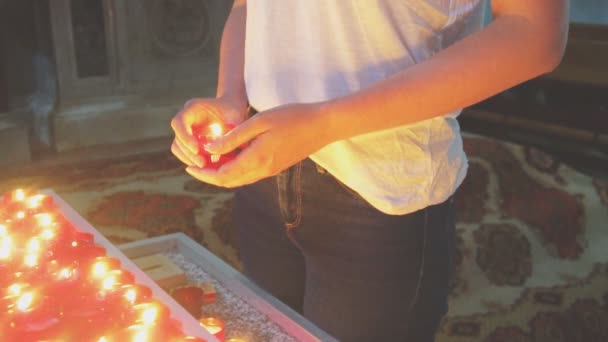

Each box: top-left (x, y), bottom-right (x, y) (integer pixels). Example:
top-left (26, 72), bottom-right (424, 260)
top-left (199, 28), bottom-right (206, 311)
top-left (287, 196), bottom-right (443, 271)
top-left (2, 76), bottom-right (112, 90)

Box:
top-left (244, 0), bottom-right (485, 215)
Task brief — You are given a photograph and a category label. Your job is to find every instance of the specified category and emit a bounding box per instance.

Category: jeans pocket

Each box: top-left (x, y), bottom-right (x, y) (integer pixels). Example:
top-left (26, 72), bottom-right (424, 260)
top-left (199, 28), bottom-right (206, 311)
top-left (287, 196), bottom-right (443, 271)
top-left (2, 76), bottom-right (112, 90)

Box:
top-left (277, 162), bottom-right (303, 229)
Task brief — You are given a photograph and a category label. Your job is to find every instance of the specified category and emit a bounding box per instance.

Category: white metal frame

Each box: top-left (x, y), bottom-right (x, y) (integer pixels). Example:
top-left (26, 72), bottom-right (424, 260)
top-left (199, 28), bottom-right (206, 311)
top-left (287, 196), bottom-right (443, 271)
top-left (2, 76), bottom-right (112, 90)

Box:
top-left (118, 233), bottom-right (339, 342)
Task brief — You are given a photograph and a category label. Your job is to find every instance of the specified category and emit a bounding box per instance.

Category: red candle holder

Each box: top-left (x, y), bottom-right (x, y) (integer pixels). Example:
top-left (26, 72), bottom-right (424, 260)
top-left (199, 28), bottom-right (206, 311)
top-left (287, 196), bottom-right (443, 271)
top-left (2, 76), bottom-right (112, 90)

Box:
top-left (192, 122), bottom-right (239, 170)
top-left (170, 285), bottom-right (206, 318)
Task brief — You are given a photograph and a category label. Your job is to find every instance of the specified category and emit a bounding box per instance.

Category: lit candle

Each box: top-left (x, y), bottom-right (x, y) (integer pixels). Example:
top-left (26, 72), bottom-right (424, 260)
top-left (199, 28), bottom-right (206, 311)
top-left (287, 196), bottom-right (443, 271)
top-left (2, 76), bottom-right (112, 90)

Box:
top-left (13, 189), bottom-right (26, 202)
top-left (121, 284), bottom-right (152, 305)
top-left (91, 257), bottom-right (121, 279)
top-left (132, 301), bottom-right (169, 326)
top-left (0, 235), bottom-right (13, 260)
top-left (191, 122), bottom-right (238, 169)
top-left (199, 317), bottom-right (225, 342)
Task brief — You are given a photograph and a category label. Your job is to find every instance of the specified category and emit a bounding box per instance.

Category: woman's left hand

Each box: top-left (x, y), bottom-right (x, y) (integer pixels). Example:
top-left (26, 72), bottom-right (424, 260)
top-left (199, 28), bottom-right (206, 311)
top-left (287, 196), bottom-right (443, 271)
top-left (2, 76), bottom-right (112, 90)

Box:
top-left (185, 102), bottom-right (331, 188)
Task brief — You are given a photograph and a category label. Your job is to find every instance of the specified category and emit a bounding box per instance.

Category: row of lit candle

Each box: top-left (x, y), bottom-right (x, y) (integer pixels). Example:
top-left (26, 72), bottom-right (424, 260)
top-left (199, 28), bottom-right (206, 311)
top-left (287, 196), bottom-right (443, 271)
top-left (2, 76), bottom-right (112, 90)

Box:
top-left (1, 189), bottom-right (209, 341)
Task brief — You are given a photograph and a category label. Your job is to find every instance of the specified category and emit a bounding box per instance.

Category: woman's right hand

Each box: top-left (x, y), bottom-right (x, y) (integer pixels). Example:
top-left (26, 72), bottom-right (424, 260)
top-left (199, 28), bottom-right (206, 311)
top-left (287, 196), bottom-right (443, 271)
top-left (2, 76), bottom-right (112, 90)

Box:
top-left (170, 97), bottom-right (247, 169)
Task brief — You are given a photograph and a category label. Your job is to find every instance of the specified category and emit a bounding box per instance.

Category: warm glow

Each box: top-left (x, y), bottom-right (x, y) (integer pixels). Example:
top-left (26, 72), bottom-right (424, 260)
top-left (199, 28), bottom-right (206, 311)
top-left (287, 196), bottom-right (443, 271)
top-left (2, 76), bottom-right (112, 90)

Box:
top-left (92, 261), bottom-right (110, 278)
top-left (8, 283), bottom-right (22, 296)
top-left (58, 267), bottom-right (74, 280)
top-left (199, 318), bottom-right (224, 335)
top-left (71, 241), bottom-right (78, 247)
top-left (14, 189), bottom-right (26, 201)
top-left (102, 275), bottom-right (117, 290)
top-left (24, 253), bottom-right (39, 267)
top-left (0, 224), bottom-right (7, 236)
top-left (27, 238), bottom-right (42, 253)
top-left (132, 329), bottom-right (149, 342)
top-left (40, 228), bottom-right (55, 240)
top-left (124, 288), bottom-right (137, 304)
top-left (140, 307), bottom-right (158, 325)
top-left (35, 213), bottom-right (53, 227)
top-left (97, 337), bottom-right (108, 342)
top-left (15, 211), bottom-right (25, 219)
top-left (26, 194), bottom-right (46, 209)
top-left (16, 292), bottom-right (34, 312)
top-left (0, 236), bottom-right (12, 259)
top-left (209, 123), bottom-right (223, 137)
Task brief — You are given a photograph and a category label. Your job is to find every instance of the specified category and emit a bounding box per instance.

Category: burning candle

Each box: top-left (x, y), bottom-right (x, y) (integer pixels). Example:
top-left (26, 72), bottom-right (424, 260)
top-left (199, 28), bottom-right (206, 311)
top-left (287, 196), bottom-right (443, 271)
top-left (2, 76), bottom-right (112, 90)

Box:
top-left (0, 235), bottom-right (13, 260)
top-left (191, 122), bottom-right (238, 169)
top-left (121, 284), bottom-right (152, 305)
top-left (12, 189), bottom-right (27, 202)
top-left (91, 257), bottom-right (122, 279)
top-left (199, 317), bottom-right (225, 341)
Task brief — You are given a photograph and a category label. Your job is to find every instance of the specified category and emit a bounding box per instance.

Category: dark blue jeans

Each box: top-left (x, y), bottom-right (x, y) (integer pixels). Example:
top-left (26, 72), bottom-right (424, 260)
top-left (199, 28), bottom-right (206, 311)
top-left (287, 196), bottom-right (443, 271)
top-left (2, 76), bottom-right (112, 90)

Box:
top-left (234, 159), bottom-right (455, 342)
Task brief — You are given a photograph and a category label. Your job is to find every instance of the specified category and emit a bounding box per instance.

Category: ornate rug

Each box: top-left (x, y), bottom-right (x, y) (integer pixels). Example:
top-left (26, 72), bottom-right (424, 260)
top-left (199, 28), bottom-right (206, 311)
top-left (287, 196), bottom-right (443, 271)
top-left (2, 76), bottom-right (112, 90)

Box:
top-left (1, 133), bottom-right (607, 341)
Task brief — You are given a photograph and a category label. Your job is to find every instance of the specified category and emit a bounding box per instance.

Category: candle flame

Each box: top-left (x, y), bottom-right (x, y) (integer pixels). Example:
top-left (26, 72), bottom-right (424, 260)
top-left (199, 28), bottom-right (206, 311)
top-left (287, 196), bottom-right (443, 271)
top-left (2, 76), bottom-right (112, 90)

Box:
top-left (132, 330), bottom-right (148, 342)
top-left (8, 283), bottom-right (22, 296)
top-left (34, 213), bottom-right (53, 227)
top-left (102, 275), bottom-right (117, 290)
top-left (24, 253), bottom-right (39, 267)
top-left (124, 288), bottom-right (137, 304)
top-left (58, 267), bottom-right (74, 280)
top-left (0, 236), bottom-right (13, 259)
top-left (40, 228), bottom-right (55, 240)
top-left (26, 194), bottom-right (46, 209)
top-left (14, 189), bottom-right (26, 201)
top-left (16, 292), bottom-right (34, 312)
top-left (199, 318), bottom-right (224, 335)
top-left (209, 123), bottom-right (223, 138)
top-left (71, 241), bottom-right (78, 247)
top-left (27, 238), bottom-right (41, 252)
top-left (92, 261), bottom-right (110, 278)
top-left (140, 307), bottom-right (158, 325)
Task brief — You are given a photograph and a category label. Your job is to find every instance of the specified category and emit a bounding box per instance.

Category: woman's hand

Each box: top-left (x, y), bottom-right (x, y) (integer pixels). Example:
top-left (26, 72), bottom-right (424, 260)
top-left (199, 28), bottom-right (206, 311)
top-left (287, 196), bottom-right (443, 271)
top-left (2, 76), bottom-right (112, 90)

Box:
top-left (185, 102), bottom-right (332, 188)
top-left (170, 97), bottom-right (247, 168)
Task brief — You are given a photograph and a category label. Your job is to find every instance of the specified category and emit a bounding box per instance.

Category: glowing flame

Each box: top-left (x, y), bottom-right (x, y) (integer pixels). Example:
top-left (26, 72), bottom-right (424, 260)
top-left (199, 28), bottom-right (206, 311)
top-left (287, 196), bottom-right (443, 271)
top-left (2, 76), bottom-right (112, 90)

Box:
top-left (132, 330), bottom-right (148, 342)
top-left (26, 194), bottom-right (46, 209)
top-left (16, 292), bottom-right (34, 312)
top-left (24, 253), bottom-right (39, 267)
top-left (209, 123), bottom-right (223, 138)
top-left (15, 211), bottom-right (25, 219)
top-left (40, 228), bottom-right (55, 240)
top-left (140, 307), bottom-right (158, 325)
top-left (92, 261), bottom-right (110, 278)
top-left (0, 236), bottom-right (13, 259)
top-left (124, 288), bottom-right (137, 304)
top-left (58, 268), bottom-right (74, 280)
top-left (8, 283), bottom-right (22, 296)
top-left (34, 213), bottom-right (53, 227)
top-left (97, 337), bottom-right (108, 342)
top-left (27, 238), bottom-right (41, 253)
top-left (102, 275), bottom-right (117, 290)
top-left (13, 189), bottom-right (26, 201)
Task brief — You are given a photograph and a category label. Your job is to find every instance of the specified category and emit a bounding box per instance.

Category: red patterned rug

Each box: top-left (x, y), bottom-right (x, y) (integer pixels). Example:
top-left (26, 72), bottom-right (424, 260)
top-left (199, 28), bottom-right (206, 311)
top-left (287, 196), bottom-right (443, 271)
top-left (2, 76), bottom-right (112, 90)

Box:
top-left (1, 133), bottom-right (607, 341)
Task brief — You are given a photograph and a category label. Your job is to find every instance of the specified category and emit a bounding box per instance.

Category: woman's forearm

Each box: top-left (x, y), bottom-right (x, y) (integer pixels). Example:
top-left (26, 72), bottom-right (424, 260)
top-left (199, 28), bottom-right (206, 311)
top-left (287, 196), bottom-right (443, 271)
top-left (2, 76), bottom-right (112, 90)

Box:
top-left (320, 0), bottom-right (569, 142)
top-left (216, 0), bottom-right (248, 109)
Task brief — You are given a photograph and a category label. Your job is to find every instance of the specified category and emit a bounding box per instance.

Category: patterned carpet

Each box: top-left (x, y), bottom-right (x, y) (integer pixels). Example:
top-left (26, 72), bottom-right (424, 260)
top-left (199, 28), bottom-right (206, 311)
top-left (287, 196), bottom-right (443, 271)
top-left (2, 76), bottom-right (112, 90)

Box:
top-left (1, 133), bottom-right (607, 342)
